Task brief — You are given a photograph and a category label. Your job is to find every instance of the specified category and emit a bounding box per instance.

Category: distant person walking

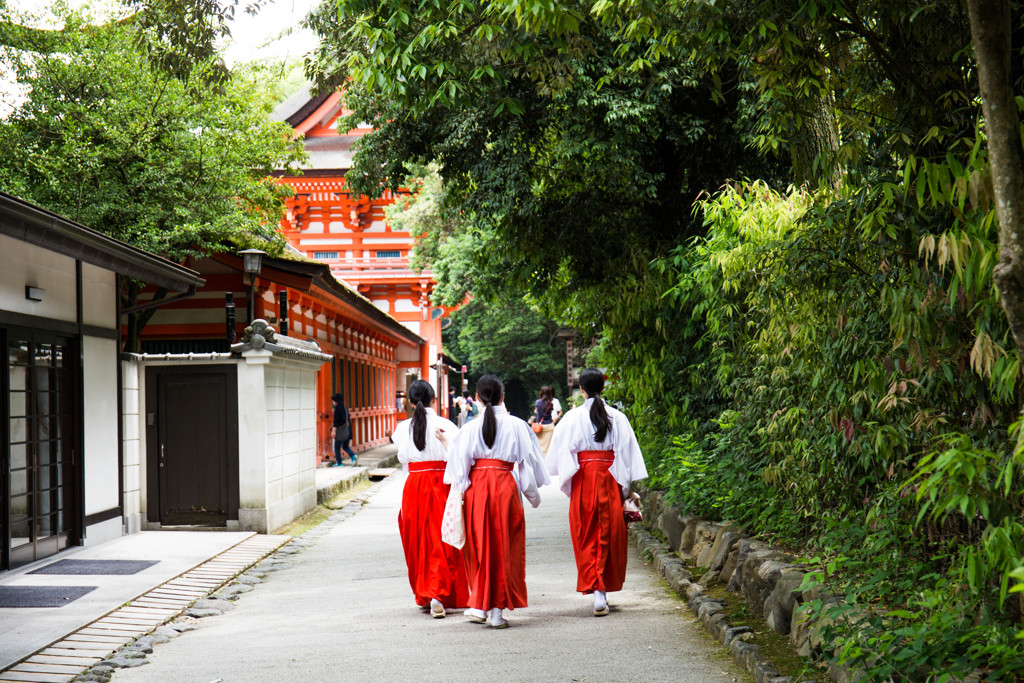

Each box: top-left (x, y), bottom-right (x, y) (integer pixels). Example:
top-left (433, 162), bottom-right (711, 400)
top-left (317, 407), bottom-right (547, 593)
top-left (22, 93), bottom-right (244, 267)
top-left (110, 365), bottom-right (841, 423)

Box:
top-left (453, 392), bottom-right (467, 427)
top-left (331, 393), bottom-right (357, 467)
top-left (445, 375), bottom-right (549, 628)
top-left (548, 368), bottom-right (647, 616)
top-left (391, 380), bottom-right (469, 618)
top-left (461, 391), bottom-right (478, 424)
top-left (531, 385), bottom-right (557, 454)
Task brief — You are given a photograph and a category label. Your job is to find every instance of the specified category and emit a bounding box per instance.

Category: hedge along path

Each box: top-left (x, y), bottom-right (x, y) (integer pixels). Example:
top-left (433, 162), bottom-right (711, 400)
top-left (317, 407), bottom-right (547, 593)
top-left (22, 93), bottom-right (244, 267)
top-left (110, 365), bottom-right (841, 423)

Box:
top-left (0, 535), bottom-right (289, 683)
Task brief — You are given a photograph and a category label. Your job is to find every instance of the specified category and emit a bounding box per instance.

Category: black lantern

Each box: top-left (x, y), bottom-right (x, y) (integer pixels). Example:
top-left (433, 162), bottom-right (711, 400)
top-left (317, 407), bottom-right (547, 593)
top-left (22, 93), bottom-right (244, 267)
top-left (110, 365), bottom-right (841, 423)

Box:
top-left (238, 248), bottom-right (267, 323)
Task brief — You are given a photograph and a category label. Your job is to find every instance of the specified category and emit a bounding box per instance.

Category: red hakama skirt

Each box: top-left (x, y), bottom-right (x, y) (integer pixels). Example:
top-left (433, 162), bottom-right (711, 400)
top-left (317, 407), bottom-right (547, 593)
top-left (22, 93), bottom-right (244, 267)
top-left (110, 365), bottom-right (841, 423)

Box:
top-left (398, 461), bottom-right (470, 608)
top-left (462, 458), bottom-right (528, 611)
top-left (570, 450), bottom-right (627, 594)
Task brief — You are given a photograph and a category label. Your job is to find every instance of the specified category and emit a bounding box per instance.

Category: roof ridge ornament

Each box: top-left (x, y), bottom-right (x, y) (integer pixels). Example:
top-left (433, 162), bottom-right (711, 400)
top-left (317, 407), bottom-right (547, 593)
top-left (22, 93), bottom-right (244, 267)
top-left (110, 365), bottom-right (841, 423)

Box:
top-left (241, 319), bottom-right (277, 347)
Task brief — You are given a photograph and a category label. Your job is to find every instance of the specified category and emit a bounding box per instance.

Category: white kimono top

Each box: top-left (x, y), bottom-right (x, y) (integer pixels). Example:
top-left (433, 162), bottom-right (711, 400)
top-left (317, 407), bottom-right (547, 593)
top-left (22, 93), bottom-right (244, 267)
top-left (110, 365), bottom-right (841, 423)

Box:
top-left (444, 404), bottom-right (550, 508)
top-left (392, 408), bottom-right (459, 472)
top-left (548, 398), bottom-right (648, 498)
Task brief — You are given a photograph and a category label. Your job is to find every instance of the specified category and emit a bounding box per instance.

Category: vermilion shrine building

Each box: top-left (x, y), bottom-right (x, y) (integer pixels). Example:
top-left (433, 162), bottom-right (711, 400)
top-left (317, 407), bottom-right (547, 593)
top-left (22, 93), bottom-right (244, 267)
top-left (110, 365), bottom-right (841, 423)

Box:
top-left (271, 86), bottom-right (449, 382)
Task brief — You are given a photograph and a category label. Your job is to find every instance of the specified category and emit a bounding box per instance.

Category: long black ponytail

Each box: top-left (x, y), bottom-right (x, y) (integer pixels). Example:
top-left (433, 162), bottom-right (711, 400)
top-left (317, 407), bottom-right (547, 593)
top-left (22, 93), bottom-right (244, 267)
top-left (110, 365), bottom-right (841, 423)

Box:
top-left (579, 368), bottom-right (612, 443)
top-left (408, 379), bottom-right (435, 451)
top-left (475, 374), bottom-right (504, 448)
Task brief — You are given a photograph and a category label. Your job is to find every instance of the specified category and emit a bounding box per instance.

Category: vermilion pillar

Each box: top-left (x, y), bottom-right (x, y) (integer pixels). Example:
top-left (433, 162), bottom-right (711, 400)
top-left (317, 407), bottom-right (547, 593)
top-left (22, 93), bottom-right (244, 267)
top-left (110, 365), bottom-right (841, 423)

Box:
top-left (419, 343), bottom-right (430, 381)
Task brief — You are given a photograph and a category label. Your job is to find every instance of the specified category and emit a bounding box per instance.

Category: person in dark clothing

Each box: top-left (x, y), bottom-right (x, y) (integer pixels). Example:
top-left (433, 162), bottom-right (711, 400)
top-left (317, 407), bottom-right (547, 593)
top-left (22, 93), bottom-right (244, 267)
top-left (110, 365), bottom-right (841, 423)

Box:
top-left (332, 393), bottom-right (358, 466)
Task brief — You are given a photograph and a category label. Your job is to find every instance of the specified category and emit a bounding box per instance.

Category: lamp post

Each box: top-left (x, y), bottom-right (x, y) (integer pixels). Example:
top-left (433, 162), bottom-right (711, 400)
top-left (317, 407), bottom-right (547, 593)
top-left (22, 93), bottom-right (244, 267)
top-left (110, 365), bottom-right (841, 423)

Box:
top-left (238, 248), bottom-right (266, 324)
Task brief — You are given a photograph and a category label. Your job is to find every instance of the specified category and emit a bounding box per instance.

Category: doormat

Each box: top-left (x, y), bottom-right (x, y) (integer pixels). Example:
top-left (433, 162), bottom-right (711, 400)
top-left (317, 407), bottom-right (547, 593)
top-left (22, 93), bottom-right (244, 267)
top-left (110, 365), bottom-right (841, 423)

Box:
top-left (28, 559), bottom-right (159, 575)
top-left (0, 585), bottom-right (96, 608)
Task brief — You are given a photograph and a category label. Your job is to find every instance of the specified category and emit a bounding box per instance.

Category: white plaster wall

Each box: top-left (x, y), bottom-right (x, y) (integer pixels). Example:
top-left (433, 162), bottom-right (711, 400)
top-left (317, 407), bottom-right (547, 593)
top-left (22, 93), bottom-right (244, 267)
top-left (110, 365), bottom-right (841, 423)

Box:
top-left (299, 238), bottom-right (352, 245)
top-left (237, 351), bottom-right (270, 524)
top-left (83, 336), bottom-right (119, 517)
top-left (81, 263), bottom-right (117, 329)
top-left (362, 237), bottom-right (408, 244)
top-left (396, 343), bottom-right (421, 363)
top-left (121, 360), bottom-right (143, 534)
top-left (83, 517), bottom-right (122, 547)
top-left (393, 299), bottom-right (420, 313)
top-left (0, 233), bottom-right (77, 322)
top-left (238, 353), bottom-right (320, 533)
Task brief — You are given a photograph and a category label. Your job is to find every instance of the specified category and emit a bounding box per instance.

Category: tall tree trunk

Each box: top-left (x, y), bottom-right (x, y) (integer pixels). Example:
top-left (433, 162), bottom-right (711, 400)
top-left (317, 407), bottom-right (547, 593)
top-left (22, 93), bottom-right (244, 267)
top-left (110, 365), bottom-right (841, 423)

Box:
top-left (968, 0), bottom-right (1024, 354)
top-left (790, 91), bottom-right (842, 188)
top-left (968, 0), bottom-right (1024, 623)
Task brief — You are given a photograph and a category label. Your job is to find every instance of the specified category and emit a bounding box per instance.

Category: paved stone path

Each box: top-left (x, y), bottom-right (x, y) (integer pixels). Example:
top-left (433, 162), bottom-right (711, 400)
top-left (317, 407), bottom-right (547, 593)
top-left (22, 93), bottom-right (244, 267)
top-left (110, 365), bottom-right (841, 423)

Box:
top-left (114, 474), bottom-right (746, 682)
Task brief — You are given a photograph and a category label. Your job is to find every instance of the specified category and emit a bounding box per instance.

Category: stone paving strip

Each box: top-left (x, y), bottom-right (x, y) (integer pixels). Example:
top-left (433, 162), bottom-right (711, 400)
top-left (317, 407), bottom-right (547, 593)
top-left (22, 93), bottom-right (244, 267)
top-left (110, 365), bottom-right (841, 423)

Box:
top-left (0, 535), bottom-right (288, 683)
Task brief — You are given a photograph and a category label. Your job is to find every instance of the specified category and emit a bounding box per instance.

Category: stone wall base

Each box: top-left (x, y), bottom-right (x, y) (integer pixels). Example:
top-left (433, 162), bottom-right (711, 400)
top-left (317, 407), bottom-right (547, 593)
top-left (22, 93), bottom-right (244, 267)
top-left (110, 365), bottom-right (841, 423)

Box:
top-left (634, 488), bottom-right (863, 683)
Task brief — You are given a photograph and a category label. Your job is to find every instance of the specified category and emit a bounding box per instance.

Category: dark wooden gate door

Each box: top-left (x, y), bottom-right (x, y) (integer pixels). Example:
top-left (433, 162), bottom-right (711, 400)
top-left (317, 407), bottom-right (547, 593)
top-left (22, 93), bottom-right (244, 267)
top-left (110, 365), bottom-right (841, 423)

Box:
top-left (146, 366), bottom-right (238, 526)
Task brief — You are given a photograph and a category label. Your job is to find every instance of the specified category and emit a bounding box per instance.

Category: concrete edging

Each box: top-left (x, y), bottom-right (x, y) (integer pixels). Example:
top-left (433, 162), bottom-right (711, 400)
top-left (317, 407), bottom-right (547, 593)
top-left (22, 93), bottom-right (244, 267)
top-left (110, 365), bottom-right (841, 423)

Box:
top-left (316, 452), bottom-right (399, 505)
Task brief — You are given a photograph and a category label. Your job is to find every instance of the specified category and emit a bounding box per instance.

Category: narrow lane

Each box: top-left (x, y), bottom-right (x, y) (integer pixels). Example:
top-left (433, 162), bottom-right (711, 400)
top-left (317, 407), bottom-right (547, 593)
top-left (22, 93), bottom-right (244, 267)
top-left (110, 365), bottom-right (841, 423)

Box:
top-left (115, 474), bottom-right (744, 682)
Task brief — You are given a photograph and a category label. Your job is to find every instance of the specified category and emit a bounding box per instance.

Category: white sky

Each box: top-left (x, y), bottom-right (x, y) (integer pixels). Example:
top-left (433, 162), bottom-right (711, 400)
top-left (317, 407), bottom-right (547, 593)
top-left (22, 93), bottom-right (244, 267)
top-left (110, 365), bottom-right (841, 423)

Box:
top-left (223, 0), bottom-right (321, 67)
top-left (7, 0), bottom-right (322, 66)
top-left (0, 0), bottom-right (321, 114)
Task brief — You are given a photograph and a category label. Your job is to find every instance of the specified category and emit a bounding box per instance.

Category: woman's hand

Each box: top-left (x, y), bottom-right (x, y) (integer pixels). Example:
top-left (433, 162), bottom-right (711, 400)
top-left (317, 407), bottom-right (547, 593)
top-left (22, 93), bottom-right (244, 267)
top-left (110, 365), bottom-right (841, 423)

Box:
top-left (435, 428), bottom-right (449, 450)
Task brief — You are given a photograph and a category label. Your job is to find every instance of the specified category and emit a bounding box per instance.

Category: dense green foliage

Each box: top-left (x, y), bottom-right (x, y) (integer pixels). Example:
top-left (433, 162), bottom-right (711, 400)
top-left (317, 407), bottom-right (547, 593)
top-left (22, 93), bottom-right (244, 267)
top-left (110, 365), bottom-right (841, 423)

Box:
top-left (0, 6), bottom-right (300, 263)
top-left (307, 0), bottom-right (779, 297)
top-left (444, 299), bottom-right (567, 418)
top-left (0, 5), bottom-right (302, 301)
top-left (308, 0), bottom-right (1024, 677)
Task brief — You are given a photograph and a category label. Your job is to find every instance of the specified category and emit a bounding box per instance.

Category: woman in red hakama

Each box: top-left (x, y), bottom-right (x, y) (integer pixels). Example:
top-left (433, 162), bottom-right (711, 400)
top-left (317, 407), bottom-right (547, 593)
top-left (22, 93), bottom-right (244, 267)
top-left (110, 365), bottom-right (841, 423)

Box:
top-left (444, 374), bottom-right (549, 628)
top-left (393, 380), bottom-right (468, 618)
top-left (549, 368), bottom-right (648, 616)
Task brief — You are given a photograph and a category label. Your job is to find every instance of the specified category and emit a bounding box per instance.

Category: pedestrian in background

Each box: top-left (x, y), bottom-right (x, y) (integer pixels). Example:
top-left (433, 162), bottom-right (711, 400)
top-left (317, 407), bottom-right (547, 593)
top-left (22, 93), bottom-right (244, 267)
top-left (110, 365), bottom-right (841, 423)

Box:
top-left (445, 374), bottom-right (549, 628)
top-left (331, 393), bottom-right (357, 467)
top-left (453, 391), bottom-right (467, 427)
top-left (548, 368), bottom-right (647, 616)
top-left (462, 391), bottom-right (478, 423)
top-left (531, 385), bottom-right (557, 454)
top-left (392, 380), bottom-right (469, 618)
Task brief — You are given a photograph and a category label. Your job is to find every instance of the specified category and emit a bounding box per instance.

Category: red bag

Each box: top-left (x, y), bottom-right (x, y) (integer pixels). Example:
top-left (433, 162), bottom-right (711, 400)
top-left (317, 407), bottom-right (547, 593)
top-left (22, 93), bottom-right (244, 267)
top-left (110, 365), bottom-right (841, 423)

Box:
top-left (531, 422), bottom-right (543, 434)
top-left (623, 492), bottom-right (643, 524)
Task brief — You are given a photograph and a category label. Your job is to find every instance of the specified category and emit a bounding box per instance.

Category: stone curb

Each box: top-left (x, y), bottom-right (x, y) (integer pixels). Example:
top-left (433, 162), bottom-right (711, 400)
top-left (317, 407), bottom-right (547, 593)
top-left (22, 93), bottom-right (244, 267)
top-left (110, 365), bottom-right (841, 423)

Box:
top-left (73, 475), bottom-right (396, 682)
top-left (629, 524), bottom-right (818, 683)
top-left (316, 469), bottom-right (369, 504)
top-left (633, 487), bottom-right (883, 683)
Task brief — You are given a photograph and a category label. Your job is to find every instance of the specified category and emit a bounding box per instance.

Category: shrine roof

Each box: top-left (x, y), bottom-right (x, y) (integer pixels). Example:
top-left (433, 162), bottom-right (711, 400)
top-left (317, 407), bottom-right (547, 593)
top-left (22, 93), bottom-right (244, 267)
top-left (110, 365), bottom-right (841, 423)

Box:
top-left (272, 83), bottom-right (330, 127)
top-left (273, 82), bottom-right (366, 172)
